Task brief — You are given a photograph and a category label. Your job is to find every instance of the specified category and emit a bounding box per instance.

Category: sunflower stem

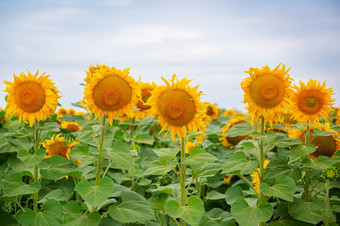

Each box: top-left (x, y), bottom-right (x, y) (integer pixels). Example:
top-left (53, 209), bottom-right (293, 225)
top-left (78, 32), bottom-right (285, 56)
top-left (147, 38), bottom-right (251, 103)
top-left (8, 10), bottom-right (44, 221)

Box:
top-left (33, 122), bottom-right (40, 213)
top-left (180, 138), bottom-right (187, 226)
top-left (258, 115), bottom-right (265, 205)
top-left (304, 121), bottom-right (311, 202)
top-left (324, 179), bottom-right (330, 225)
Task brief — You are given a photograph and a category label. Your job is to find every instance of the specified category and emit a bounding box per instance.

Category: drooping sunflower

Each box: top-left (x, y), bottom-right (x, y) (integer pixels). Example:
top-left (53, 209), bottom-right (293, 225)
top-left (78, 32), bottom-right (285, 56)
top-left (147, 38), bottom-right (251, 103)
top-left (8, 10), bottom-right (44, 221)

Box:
top-left (82, 66), bottom-right (140, 125)
top-left (205, 102), bottom-right (221, 122)
top-left (291, 79), bottom-right (335, 123)
top-left (251, 159), bottom-right (269, 193)
top-left (219, 116), bottom-right (250, 147)
top-left (42, 134), bottom-right (80, 162)
top-left (4, 70), bottom-right (61, 127)
top-left (135, 82), bottom-right (157, 120)
top-left (241, 64), bottom-right (293, 124)
top-left (60, 121), bottom-right (83, 132)
top-left (147, 74), bottom-right (206, 141)
top-left (288, 123), bottom-right (340, 160)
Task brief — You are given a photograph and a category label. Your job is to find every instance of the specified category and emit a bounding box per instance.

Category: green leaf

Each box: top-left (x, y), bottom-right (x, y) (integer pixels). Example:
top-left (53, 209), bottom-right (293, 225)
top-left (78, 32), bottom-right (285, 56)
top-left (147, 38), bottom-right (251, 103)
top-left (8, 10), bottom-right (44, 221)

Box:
top-left (165, 195), bottom-right (204, 226)
top-left (186, 148), bottom-right (218, 166)
top-left (288, 199), bottom-right (323, 224)
top-left (206, 191), bottom-right (225, 200)
top-left (226, 123), bottom-right (252, 137)
top-left (263, 156), bottom-right (291, 185)
top-left (260, 175), bottom-right (295, 202)
top-left (221, 152), bottom-right (258, 175)
top-left (130, 133), bottom-right (155, 145)
top-left (152, 148), bottom-right (179, 158)
top-left (101, 140), bottom-right (133, 170)
top-left (225, 186), bottom-right (244, 204)
top-left (195, 162), bottom-right (223, 177)
top-left (69, 143), bottom-right (99, 162)
top-left (0, 209), bottom-right (20, 225)
top-left (231, 199), bottom-right (273, 226)
top-left (2, 173), bottom-right (41, 197)
top-left (289, 145), bottom-right (317, 163)
top-left (108, 191), bottom-right (156, 223)
top-left (149, 193), bottom-right (169, 211)
top-left (143, 157), bottom-right (177, 176)
top-left (40, 155), bottom-right (82, 180)
top-left (310, 155), bottom-right (332, 171)
top-left (332, 150), bottom-right (340, 168)
top-left (312, 128), bottom-right (337, 137)
top-left (17, 148), bottom-right (46, 166)
top-left (272, 137), bottom-right (302, 148)
top-left (62, 201), bottom-right (101, 226)
top-left (16, 200), bottom-right (62, 226)
top-left (75, 177), bottom-right (114, 207)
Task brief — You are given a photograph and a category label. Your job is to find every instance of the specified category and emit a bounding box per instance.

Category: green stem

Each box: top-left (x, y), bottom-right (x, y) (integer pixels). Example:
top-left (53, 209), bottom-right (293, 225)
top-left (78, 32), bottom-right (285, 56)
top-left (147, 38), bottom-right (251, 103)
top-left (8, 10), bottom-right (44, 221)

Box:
top-left (324, 179), bottom-right (330, 226)
top-left (304, 121), bottom-right (310, 202)
top-left (237, 173), bottom-right (260, 200)
top-left (258, 115), bottom-right (265, 205)
top-left (180, 138), bottom-right (187, 226)
top-left (33, 123), bottom-right (40, 213)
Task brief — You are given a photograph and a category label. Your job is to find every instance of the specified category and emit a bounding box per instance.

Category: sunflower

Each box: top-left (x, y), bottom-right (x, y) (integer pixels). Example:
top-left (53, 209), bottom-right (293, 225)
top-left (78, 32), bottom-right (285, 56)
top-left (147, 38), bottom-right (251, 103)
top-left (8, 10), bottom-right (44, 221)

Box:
top-left (135, 82), bottom-right (157, 120)
top-left (195, 132), bottom-right (206, 144)
top-left (42, 134), bottom-right (80, 163)
top-left (291, 79), bottom-right (335, 123)
top-left (251, 159), bottom-right (269, 193)
top-left (223, 175), bottom-right (233, 184)
top-left (219, 116), bottom-right (250, 147)
top-left (147, 74), bottom-right (206, 141)
top-left (0, 108), bottom-right (10, 122)
top-left (82, 66), bottom-right (140, 125)
top-left (241, 64), bottom-right (293, 124)
top-left (223, 109), bottom-right (235, 117)
top-left (185, 141), bottom-right (196, 154)
top-left (337, 108), bottom-right (340, 125)
top-left (57, 107), bottom-right (68, 117)
top-left (85, 63), bottom-right (111, 84)
top-left (60, 121), bottom-right (83, 132)
top-left (205, 102), bottom-right (221, 122)
top-left (288, 123), bottom-right (340, 160)
top-left (4, 70), bottom-right (61, 127)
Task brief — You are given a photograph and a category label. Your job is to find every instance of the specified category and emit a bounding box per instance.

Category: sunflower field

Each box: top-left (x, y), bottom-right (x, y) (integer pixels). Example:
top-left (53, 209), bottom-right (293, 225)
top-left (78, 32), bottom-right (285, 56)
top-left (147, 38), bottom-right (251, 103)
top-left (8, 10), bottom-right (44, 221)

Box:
top-left (0, 64), bottom-right (339, 226)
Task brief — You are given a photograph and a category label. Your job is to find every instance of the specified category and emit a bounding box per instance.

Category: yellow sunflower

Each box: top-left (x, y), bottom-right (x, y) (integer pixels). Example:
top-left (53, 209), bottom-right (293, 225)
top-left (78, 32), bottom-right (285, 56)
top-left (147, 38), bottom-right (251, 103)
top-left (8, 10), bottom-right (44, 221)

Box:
top-left (57, 107), bottom-right (68, 117)
top-left (135, 82), bottom-right (157, 120)
top-left (85, 63), bottom-right (111, 84)
top-left (223, 109), bottom-right (235, 117)
top-left (195, 132), bottom-right (206, 144)
top-left (336, 108), bottom-right (340, 125)
top-left (205, 102), bottom-right (221, 122)
top-left (241, 64), bottom-right (293, 124)
top-left (251, 159), bottom-right (269, 193)
top-left (82, 66), bottom-right (140, 125)
top-left (0, 108), bottom-right (10, 122)
top-left (291, 79), bottom-right (335, 123)
top-left (4, 70), bottom-right (61, 127)
top-left (185, 141), bottom-right (196, 154)
top-left (288, 123), bottom-right (340, 160)
top-left (60, 121), bottom-right (83, 132)
top-left (42, 134), bottom-right (80, 164)
top-left (219, 116), bottom-right (250, 147)
top-left (147, 74), bottom-right (206, 141)
top-left (223, 175), bottom-right (233, 184)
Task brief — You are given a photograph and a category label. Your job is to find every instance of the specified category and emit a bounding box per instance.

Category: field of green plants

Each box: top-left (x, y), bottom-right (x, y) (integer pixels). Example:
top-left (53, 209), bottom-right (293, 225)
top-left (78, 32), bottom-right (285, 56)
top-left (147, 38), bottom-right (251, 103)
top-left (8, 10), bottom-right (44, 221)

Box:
top-left (0, 64), bottom-right (339, 226)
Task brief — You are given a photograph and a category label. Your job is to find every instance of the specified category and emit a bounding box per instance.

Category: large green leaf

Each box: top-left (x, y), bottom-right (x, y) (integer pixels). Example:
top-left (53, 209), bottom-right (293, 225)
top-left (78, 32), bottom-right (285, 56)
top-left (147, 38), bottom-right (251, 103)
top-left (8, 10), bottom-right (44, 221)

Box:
top-left (231, 199), bottom-right (273, 226)
top-left (152, 147), bottom-right (179, 158)
top-left (101, 140), bottom-right (133, 170)
top-left (15, 200), bottom-right (62, 226)
top-left (260, 175), bottom-right (295, 202)
top-left (289, 145), bottom-right (317, 163)
top-left (69, 143), bottom-right (99, 162)
top-left (186, 148), bottom-right (219, 169)
top-left (143, 157), bottom-right (177, 176)
top-left (288, 199), bottom-right (323, 224)
top-left (40, 155), bottom-right (82, 180)
top-left (75, 176), bottom-right (114, 207)
top-left (226, 123), bottom-right (252, 137)
top-left (17, 148), bottom-right (46, 166)
top-left (165, 195), bottom-right (204, 226)
top-left (225, 186), bottom-right (244, 204)
top-left (108, 191), bottom-right (156, 223)
top-left (62, 201), bottom-right (101, 226)
top-left (332, 150), bottom-right (340, 168)
top-left (130, 133), bottom-right (155, 145)
top-left (0, 209), bottom-right (20, 225)
top-left (221, 152), bottom-right (258, 175)
top-left (263, 156), bottom-right (291, 185)
top-left (195, 162), bottom-right (223, 177)
top-left (2, 173), bottom-right (40, 197)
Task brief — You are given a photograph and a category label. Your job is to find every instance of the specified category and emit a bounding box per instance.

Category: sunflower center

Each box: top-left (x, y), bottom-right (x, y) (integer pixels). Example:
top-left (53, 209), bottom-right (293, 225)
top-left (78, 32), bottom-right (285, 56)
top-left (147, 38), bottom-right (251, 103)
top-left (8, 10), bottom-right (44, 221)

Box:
top-left (207, 106), bottom-right (214, 116)
top-left (136, 88), bottom-right (152, 110)
top-left (49, 142), bottom-right (68, 158)
top-left (93, 75), bottom-right (132, 111)
top-left (311, 136), bottom-right (336, 158)
top-left (14, 82), bottom-right (46, 113)
top-left (249, 74), bottom-right (285, 108)
top-left (297, 89), bottom-right (324, 115)
top-left (157, 89), bottom-right (196, 127)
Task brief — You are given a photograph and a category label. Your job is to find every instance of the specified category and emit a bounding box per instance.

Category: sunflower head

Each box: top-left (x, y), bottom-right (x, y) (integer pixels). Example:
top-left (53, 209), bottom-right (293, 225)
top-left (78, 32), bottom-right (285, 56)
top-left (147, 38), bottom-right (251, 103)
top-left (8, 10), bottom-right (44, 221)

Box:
top-left (42, 134), bottom-right (79, 160)
top-left (205, 102), bottom-right (221, 121)
top-left (85, 64), bottom-right (111, 83)
top-left (219, 116), bottom-right (250, 147)
top-left (241, 64), bottom-right (293, 124)
top-left (4, 70), bottom-right (61, 127)
top-left (288, 123), bottom-right (340, 159)
top-left (147, 74), bottom-right (206, 141)
top-left (82, 66), bottom-right (141, 125)
top-left (251, 159), bottom-right (269, 193)
top-left (291, 79), bottom-right (335, 123)
top-left (185, 141), bottom-right (196, 154)
top-left (60, 121), bottom-right (83, 132)
top-left (224, 175), bottom-right (233, 184)
top-left (135, 81), bottom-right (157, 120)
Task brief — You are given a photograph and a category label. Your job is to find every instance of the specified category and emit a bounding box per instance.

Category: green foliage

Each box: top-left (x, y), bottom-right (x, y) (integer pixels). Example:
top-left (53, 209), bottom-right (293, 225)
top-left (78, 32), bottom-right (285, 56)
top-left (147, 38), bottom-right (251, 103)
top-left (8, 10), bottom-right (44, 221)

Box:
top-left (222, 152), bottom-right (258, 175)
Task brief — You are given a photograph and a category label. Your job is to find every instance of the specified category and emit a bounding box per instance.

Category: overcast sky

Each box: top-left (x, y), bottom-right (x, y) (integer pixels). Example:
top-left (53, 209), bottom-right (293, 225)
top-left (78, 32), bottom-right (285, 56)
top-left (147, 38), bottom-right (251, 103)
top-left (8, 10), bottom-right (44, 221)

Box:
top-left (1, 0), bottom-right (339, 112)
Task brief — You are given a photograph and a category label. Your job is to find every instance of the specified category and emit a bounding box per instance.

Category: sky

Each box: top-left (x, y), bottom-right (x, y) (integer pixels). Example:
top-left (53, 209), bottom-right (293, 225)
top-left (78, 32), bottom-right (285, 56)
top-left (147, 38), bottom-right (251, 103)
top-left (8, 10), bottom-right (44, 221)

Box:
top-left (0, 0), bottom-right (340, 112)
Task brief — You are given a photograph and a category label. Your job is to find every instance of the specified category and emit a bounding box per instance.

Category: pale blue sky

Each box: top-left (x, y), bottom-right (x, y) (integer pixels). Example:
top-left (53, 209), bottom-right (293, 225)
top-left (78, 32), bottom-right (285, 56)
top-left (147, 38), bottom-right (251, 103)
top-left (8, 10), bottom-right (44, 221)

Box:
top-left (1, 0), bottom-right (339, 111)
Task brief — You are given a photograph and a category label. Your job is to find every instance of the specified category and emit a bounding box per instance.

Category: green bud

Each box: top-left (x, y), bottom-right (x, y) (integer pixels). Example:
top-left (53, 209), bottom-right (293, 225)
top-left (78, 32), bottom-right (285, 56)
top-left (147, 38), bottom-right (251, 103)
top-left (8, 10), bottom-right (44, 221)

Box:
top-left (322, 167), bottom-right (338, 181)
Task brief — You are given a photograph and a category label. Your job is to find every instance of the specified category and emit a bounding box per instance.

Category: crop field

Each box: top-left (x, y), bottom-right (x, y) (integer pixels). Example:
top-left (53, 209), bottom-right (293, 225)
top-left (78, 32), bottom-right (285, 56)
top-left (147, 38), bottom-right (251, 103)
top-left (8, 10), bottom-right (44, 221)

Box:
top-left (0, 63), bottom-right (339, 226)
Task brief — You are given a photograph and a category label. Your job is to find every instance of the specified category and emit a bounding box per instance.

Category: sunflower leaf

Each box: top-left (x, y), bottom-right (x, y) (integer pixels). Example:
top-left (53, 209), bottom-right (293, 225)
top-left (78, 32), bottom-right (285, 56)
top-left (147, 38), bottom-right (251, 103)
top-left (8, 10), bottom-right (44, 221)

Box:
top-left (143, 157), bottom-right (177, 176)
top-left (289, 145), bottom-right (317, 163)
top-left (17, 148), bottom-right (46, 166)
top-left (2, 173), bottom-right (41, 197)
top-left (260, 174), bottom-right (296, 202)
top-left (221, 152), bottom-right (258, 175)
top-left (288, 198), bottom-right (323, 224)
top-left (101, 140), bottom-right (133, 170)
top-left (40, 155), bottom-right (82, 180)
top-left (62, 201), bottom-right (101, 226)
top-left (226, 123), bottom-right (252, 137)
